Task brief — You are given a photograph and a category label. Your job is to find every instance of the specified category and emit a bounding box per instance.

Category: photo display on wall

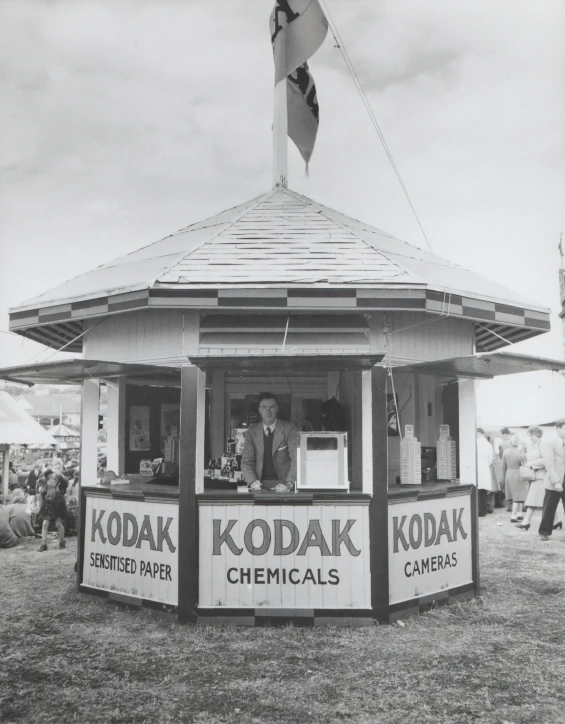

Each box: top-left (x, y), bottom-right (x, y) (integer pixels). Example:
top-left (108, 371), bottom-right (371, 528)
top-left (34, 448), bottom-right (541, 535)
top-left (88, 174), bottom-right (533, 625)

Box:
top-left (129, 406), bottom-right (151, 451)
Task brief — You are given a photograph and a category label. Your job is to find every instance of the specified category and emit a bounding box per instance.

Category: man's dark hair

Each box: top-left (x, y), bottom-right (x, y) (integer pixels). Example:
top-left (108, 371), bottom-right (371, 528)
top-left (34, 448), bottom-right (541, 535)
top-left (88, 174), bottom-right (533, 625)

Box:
top-left (555, 419), bottom-right (565, 430)
top-left (500, 427), bottom-right (511, 435)
top-left (258, 392), bottom-right (279, 406)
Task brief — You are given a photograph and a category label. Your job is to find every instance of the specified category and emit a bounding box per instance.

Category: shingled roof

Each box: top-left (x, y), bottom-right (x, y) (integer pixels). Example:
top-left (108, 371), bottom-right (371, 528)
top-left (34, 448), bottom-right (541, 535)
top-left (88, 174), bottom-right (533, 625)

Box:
top-left (9, 187), bottom-right (550, 353)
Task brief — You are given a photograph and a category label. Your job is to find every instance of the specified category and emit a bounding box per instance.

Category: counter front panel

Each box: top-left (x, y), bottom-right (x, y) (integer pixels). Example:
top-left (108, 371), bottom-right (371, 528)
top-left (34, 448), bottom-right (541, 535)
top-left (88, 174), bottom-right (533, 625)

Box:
top-left (388, 490), bottom-right (474, 608)
top-left (199, 500), bottom-right (371, 611)
top-left (82, 493), bottom-right (179, 606)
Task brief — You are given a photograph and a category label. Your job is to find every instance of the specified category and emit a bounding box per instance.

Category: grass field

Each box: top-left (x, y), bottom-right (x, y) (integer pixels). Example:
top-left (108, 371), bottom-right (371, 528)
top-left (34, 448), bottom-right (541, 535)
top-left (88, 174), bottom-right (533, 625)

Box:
top-left (1, 508), bottom-right (565, 724)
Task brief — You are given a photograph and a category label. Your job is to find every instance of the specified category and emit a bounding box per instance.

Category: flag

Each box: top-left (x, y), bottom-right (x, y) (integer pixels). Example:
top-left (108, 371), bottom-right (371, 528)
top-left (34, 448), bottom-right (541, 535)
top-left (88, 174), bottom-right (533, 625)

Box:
top-left (270, 0), bottom-right (328, 165)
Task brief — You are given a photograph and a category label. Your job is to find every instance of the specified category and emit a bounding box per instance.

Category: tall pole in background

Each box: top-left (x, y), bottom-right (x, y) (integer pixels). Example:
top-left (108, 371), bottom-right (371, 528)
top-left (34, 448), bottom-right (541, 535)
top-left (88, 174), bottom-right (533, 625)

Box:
top-left (559, 233), bottom-right (565, 361)
top-left (273, 71), bottom-right (288, 187)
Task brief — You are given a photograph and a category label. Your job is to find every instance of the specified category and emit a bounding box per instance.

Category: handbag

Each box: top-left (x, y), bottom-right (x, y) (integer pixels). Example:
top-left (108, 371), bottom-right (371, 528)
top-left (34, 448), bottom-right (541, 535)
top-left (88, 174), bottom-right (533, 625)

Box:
top-left (519, 465), bottom-right (535, 482)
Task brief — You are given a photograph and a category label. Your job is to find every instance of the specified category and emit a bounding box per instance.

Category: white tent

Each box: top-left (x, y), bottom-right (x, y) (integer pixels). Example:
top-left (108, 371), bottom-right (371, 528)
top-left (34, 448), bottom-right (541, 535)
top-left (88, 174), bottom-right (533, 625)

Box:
top-left (0, 391), bottom-right (57, 498)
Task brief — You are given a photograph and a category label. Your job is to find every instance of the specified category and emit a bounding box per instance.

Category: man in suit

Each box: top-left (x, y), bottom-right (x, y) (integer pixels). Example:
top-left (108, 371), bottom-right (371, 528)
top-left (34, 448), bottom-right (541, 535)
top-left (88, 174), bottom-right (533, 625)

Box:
top-left (241, 392), bottom-right (298, 492)
top-left (538, 419), bottom-right (565, 540)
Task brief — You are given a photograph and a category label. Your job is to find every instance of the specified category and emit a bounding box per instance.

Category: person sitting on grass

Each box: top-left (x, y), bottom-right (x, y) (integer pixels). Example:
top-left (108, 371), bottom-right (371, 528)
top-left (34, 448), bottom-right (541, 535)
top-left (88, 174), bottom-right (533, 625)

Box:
top-left (0, 505), bottom-right (17, 549)
top-left (5, 488), bottom-right (34, 539)
top-left (38, 469), bottom-right (68, 552)
top-left (8, 462), bottom-right (19, 491)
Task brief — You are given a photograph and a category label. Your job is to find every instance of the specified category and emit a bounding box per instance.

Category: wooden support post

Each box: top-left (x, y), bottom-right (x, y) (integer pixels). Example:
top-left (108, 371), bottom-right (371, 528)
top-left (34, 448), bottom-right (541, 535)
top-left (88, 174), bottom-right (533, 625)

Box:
top-left (1, 444), bottom-right (10, 500)
top-left (458, 379), bottom-right (477, 485)
top-left (369, 366), bottom-right (389, 622)
top-left (178, 366), bottom-right (202, 622)
top-left (361, 370), bottom-right (373, 494)
top-left (458, 378), bottom-right (479, 593)
top-left (77, 378), bottom-right (100, 592)
top-left (470, 481), bottom-right (480, 594)
top-left (195, 368), bottom-right (206, 494)
top-left (80, 379), bottom-right (100, 486)
top-left (106, 379), bottom-right (126, 475)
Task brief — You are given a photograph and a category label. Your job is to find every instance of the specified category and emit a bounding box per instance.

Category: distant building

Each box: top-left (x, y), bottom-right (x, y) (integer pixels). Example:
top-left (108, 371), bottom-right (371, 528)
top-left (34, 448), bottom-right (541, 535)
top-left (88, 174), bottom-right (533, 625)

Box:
top-left (14, 388), bottom-right (81, 429)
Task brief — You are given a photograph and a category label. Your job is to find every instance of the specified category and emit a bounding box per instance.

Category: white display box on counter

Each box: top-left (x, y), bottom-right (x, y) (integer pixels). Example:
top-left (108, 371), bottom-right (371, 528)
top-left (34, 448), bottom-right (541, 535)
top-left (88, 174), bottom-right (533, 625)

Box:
top-left (297, 432), bottom-right (349, 491)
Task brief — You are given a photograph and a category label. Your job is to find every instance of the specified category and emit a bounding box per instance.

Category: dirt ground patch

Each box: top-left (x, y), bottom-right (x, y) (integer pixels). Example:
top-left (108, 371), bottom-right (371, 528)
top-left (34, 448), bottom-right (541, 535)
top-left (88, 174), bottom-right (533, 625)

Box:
top-left (1, 509), bottom-right (565, 723)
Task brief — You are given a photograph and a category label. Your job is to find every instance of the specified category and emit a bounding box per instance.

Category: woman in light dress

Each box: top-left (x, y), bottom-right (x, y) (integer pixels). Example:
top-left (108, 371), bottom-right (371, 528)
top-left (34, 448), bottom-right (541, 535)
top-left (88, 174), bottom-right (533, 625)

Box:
top-left (519, 427), bottom-right (562, 532)
top-left (518, 427), bottom-right (546, 530)
top-left (502, 435), bottom-right (527, 523)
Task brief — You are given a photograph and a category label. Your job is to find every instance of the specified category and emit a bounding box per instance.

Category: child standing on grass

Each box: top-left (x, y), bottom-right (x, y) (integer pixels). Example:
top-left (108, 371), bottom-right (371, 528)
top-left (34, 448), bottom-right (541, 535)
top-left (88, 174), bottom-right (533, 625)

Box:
top-left (38, 469), bottom-right (68, 552)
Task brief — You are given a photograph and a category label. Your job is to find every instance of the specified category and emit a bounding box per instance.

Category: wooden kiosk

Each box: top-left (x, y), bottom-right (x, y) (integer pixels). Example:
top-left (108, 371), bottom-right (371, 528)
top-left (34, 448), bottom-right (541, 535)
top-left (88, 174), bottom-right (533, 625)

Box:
top-left (2, 186), bottom-right (562, 624)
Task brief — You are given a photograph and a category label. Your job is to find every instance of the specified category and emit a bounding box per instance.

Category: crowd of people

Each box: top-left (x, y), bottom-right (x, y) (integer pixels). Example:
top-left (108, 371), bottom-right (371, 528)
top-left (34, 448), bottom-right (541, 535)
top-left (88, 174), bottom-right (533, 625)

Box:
top-left (0, 455), bottom-right (79, 551)
top-left (476, 420), bottom-right (565, 541)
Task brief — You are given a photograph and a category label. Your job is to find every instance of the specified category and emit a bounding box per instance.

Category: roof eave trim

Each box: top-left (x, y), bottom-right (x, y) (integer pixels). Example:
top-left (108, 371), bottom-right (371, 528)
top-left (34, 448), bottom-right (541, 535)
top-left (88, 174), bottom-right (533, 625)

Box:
top-left (9, 283), bottom-right (152, 315)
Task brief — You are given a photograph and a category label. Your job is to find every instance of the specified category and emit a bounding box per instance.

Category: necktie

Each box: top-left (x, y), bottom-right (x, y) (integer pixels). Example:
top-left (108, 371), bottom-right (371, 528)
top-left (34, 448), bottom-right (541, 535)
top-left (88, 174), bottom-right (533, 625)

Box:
top-left (267, 427), bottom-right (273, 438)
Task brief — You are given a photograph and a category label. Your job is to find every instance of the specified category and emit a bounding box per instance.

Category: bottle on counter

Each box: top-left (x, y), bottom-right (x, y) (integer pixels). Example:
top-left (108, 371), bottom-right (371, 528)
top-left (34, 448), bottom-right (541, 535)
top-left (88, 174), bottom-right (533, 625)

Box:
top-left (226, 433), bottom-right (235, 455)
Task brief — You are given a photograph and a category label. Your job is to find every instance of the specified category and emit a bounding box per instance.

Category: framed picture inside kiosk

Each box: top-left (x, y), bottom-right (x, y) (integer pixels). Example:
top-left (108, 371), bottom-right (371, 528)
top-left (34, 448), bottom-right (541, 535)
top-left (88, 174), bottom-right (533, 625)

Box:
top-left (128, 406), bottom-right (150, 451)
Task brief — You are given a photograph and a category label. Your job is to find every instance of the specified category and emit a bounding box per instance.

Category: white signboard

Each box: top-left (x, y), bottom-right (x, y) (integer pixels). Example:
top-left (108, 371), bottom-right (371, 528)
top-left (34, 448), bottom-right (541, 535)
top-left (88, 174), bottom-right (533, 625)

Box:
top-left (388, 494), bottom-right (473, 605)
top-left (199, 504), bottom-right (371, 610)
top-left (83, 496), bottom-right (178, 606)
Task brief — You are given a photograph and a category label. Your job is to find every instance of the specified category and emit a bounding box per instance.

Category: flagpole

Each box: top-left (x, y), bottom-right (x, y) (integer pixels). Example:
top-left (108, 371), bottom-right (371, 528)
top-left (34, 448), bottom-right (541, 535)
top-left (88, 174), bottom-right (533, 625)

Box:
top-left (273, 77), bottom-right (288, 187)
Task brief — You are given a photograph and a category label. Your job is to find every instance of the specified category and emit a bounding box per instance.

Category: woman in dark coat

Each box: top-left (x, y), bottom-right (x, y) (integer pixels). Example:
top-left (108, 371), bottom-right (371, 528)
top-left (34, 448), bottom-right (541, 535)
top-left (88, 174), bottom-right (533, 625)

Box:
top-left (25, 466), bottom-right (41, 492)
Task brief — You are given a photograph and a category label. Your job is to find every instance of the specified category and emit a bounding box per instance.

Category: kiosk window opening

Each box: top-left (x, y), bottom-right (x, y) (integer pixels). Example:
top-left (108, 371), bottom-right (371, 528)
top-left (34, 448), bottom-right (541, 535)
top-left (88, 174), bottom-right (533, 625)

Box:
top-left (306, 437), bottom-right (338, 451)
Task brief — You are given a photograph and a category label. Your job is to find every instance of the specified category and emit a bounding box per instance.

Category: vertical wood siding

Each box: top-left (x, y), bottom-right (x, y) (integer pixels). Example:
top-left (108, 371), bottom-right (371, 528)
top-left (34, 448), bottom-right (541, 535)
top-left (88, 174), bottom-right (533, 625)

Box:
top-left (84, 309), bottom-right (197, 362)
top-left (387, 313), bottom-right (474, 363)
top-left (388, 493), bottom-right (473, 605)
top-left (82, 496), bottom-right (179, 606)
top-left (199, 503), bottom-right (371, 610)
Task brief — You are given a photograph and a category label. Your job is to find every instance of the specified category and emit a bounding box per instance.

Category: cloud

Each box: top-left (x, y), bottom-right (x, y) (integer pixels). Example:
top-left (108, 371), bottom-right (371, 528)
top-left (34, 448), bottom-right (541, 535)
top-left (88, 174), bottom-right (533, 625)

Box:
top-left (0, 0), bottom-right (564, 371)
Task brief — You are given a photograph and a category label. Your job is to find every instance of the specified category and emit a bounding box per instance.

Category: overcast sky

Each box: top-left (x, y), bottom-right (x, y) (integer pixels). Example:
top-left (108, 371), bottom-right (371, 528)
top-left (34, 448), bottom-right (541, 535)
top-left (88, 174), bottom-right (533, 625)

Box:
top-left (1, 0), bottom-right (564, 422)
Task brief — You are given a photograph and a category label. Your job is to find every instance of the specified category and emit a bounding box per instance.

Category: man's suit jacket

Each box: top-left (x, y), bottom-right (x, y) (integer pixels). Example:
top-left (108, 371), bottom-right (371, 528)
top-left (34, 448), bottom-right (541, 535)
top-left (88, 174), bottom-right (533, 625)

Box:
top-left (540, 436), bottom-right (565, 491)
top-left (241, 419), bottom-right (298, 485)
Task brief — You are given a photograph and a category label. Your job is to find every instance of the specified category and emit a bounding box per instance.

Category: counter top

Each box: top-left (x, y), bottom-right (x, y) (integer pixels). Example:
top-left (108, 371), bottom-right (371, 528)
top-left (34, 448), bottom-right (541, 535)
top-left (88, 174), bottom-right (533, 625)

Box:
top-left (82, 478), bottom-right (179, 499)
top-left (82, 479), bottom-right (475, 503)
top-left (387, 481), bottom-right (474, 501)
top-left (197, 490), bottom-right (372, 505)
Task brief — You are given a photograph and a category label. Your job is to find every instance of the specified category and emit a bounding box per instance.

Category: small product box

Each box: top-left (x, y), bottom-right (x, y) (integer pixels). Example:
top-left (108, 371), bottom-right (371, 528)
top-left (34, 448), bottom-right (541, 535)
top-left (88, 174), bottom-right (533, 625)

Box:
top-left (139, 460), bottom-right (153, 477)
top-left (400, 425), bottom-right (421, 485)
top-left (437, 425), bottom-right (457, 481)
